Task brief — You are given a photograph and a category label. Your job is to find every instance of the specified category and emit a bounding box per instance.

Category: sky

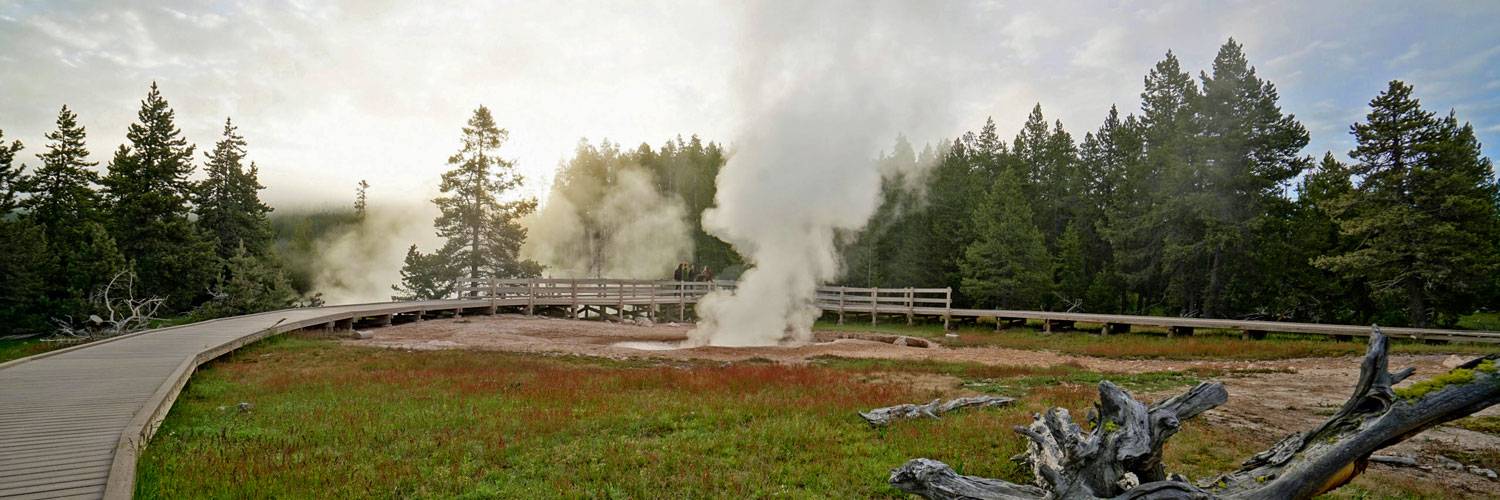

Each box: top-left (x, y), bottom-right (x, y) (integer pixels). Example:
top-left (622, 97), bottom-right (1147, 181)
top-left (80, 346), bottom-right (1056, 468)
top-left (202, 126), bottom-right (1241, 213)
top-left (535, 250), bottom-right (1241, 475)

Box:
top-left (1, 0), bottom-right (1497, 209)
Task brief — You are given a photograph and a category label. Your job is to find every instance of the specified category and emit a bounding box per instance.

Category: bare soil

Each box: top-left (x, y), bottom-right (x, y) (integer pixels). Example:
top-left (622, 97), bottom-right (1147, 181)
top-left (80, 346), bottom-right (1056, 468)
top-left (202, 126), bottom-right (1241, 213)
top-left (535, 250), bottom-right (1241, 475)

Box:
top-left (347, 314), bottom-right (1499, 495)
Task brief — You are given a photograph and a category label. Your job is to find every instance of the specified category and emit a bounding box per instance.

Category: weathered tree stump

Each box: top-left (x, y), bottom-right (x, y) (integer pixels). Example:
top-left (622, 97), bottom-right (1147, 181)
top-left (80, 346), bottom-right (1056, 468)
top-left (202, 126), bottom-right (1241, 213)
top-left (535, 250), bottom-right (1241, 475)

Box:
top-left (890, 327), bottom-right (1500, 499)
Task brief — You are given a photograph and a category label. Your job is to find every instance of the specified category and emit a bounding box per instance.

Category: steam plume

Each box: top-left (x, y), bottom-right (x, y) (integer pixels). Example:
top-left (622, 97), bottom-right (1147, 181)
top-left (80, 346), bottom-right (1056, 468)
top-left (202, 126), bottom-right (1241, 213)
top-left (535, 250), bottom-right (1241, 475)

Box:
top-left (314, 203), bottom-right (444, 304)
top-left (687, 1), bottom-right (959, 346)
top-left (523, 164), bottom-right (692, 278)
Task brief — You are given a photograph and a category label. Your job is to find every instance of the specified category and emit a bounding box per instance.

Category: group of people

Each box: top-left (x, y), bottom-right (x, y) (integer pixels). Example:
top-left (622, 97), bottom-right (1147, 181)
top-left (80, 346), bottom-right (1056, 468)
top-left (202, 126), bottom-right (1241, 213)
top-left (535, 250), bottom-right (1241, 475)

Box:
top-left (672, 262), bottom-right (714, 283)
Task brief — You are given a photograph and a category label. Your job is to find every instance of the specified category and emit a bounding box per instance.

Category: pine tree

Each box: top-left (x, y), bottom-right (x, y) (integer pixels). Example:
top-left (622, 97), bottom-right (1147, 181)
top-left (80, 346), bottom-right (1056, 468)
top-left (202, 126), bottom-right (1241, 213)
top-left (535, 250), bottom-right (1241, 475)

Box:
top-left (1084, 106), bottom-right (1145, 313)
top-left (392, 244), bottom-right (460, 300)
top-left (427, 106), bottom-right (542, 285)
top-left (196, 118), bottom-right (273, 260)
top-left (1193, 39), bottom-right (1310, 317)
top-left (1283, 153), bottom-right (1363, 322)
top-left (1106, 51), bottom-right (1197, 313)
top-left (354, 179), bottom-right (369, 218)
top-left (1055, 221), bottom-right (1089, 309)
top-left (0, 129), bottom-right (50, 333)
top-left (972, 116), bottom-right (1007, 177)
top-left (0, 129), bottom-right (24, 214)
top-left (25, 106), bottom-right (125, 318)
top-left (0, 220), bottom-right (53, 334)
top-left (194, 243), bottom-right (297, 319)
top-left (1316, 81), bottom-right (1500, 326)
top-left (961, 168), bottom-right (1052, 309)
top-left (102, 83), bottom-right (217, 309)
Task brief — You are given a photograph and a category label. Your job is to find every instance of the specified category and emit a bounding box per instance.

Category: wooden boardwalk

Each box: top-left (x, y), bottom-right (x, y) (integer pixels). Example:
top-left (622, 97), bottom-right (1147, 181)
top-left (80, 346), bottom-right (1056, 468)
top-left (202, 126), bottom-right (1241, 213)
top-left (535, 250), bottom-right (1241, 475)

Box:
top-left (2, 279), bottom-right (1497, 499)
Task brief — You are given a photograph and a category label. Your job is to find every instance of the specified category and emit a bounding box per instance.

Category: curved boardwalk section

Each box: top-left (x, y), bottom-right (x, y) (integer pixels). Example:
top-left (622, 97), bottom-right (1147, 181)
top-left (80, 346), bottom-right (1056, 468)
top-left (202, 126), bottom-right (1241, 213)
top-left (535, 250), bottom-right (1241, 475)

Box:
top-left (0, 300), bottom-right (488, 499)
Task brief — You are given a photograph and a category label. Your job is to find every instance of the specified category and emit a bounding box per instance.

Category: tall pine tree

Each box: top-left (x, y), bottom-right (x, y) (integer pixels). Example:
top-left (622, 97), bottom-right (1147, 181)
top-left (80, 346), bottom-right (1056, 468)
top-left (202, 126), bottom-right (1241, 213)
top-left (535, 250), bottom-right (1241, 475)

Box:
top-left (196, 118), bottom-right (273, 260)
top-left (429, 106), bottom-right (541, 284)
top-left (1193, 39), bottom-right (1310, 317)
top-left (102, 83), bottom-right (217, 310)
top-left (0, 129), bottom-right (24, 214)
top-left (0, 130), bottom-right (51, 333)
top-left (961, 168), bottom-right (1052, 309)
top-left (26, 106), bottom-right (125, 318)
top-left (1316, 81), bottom-right (1500, 326)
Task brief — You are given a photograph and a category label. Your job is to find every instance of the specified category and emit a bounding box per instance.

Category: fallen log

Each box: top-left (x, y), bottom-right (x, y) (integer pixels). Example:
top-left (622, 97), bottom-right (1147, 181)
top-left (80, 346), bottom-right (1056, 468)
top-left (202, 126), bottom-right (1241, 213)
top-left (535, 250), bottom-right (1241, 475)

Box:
top-left (890, 326), bottom-right (1500, 499)
top-left (861, 396), bottom-right (1016, 427)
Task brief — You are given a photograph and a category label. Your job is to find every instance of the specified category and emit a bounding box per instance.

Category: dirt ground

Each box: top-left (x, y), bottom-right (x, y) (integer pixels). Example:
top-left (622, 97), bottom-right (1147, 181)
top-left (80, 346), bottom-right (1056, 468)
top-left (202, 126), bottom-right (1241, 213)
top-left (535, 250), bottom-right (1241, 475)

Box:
top-left (346, 314), bottom-right (1499, 495)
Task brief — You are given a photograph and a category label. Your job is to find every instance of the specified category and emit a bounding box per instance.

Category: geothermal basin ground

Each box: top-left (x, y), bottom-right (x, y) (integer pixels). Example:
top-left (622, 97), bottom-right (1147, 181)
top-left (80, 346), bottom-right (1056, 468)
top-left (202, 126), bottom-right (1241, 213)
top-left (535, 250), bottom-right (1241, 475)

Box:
top-left (134, 314), bottom-right (1500, 498)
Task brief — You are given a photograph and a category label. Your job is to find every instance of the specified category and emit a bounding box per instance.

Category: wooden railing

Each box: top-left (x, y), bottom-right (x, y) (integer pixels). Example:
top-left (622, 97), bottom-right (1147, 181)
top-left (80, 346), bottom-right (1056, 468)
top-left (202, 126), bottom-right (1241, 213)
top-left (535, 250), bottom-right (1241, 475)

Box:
top-left (430, 277), bottom-right (1500, 344)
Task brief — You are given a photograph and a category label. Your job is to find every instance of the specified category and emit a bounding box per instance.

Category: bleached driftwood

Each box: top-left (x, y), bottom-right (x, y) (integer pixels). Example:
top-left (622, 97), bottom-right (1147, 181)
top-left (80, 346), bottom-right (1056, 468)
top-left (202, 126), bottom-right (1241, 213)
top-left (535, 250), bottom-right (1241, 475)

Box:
top-left (861, 396), bottom-right (1016, 427)
top-left (52, 270), bottom-right (165, 339)
top-left (890, 327), bottom-right (1500, 499)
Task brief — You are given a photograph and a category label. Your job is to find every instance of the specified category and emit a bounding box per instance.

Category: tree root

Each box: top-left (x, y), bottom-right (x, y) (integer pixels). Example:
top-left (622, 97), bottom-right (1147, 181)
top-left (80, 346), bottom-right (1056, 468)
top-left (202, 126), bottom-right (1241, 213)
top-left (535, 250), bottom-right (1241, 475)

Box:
top-left (890, 327), bottom-right (1500, 500)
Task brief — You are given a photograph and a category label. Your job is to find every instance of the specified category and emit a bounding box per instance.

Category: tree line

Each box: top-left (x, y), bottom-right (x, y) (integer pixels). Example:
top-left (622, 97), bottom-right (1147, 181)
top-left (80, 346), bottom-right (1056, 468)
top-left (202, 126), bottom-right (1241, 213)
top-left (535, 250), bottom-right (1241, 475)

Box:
top-left (0, 83), bottom-right (296, 335)
top-left (843, 39), bottom-right (1500, 328)
top-left (392, 107), bottom-right (742, 299)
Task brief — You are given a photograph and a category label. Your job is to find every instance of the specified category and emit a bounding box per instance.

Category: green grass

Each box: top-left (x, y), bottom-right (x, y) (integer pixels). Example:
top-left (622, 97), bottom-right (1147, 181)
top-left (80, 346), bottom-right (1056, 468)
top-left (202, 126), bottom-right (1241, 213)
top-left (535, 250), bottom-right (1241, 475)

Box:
top-left (0, 338), bottom-right (62, 363)
top-left (137, 335), bottom-right (1274, 498)
top-left (136, 335), bottom-right (1488, 498)
top-left (815, 318), bottom-right (1500, 361)
top-left (807, 356), bottom-right (1224, 397)
top-left (1459, 312), bottom-right (1500, 331)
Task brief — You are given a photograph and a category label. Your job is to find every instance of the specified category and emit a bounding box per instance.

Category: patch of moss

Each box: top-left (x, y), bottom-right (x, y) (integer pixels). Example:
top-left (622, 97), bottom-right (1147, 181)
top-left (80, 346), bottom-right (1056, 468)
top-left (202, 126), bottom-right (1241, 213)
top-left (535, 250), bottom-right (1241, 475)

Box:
top-left (1395, 368), bottom-right (1477, 400)
top-left (1475, 358), bottom-right (1496, 373)
top-left (1102, 420), bottom-right (1119, 433)
top-left (1450, 416), bottom-right (1500, 436)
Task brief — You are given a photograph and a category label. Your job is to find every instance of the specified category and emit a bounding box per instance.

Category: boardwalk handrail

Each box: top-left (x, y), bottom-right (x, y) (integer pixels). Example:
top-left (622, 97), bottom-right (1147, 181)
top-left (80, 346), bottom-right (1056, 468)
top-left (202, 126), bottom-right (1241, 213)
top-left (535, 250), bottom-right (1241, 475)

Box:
top-left (440, 277), bottom-right (1500, 344)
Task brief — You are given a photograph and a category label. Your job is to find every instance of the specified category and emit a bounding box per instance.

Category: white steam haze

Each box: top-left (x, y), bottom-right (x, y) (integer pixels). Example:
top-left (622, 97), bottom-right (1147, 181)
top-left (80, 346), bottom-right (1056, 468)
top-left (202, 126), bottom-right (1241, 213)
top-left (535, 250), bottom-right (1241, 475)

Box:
top-left (312, 202), bottom-right (444, 305)
top-left (687, 1), bottom-right (963, 347)
top-left (523, 166), bottom-right (692, 278)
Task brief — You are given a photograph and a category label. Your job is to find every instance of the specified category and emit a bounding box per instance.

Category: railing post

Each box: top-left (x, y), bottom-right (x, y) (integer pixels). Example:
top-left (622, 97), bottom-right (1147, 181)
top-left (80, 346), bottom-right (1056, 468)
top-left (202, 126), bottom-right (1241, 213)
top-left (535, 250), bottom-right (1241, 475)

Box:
top-left (487, 277), bottom-right (498, 314)
top-left (838, 286), bottom-right (846, 325)
top-left (870, 288), bottom-right (878, 326)
top-left (906, 287), bottom-right (914, 325)
top-left (570, 279), bottom-right (578, 319)
top-left (526, 278), bottom-right (535, 316)
top-left (678, 280), bottom-right (686, 321)
top-left (943, 287), bottom-right (952, 332)
top-left (616, 281), bottom-right (625, 321)
top-left (649, 280), bottom-right (658, 320)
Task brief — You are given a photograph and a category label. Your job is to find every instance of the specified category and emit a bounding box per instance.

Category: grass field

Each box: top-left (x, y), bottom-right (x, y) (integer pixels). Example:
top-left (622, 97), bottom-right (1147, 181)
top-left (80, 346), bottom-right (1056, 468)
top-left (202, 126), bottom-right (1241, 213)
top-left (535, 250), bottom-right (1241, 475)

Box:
top-left (0, 337), bottom-right (66, 363)
top-left (815, 318), bottom-right (1500, 361)
top-left (136, 334), bottom-right (1455, 498)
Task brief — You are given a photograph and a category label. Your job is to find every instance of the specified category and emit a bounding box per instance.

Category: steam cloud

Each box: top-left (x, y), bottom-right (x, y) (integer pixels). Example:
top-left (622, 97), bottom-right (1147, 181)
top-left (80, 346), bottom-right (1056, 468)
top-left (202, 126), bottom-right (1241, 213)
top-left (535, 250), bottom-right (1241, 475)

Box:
top-left (314, 203), bottom-right (444, 305)
top-left (687, 1), bottom-right (961, 346)
top-left (523, 165), bottom-right (692, 278)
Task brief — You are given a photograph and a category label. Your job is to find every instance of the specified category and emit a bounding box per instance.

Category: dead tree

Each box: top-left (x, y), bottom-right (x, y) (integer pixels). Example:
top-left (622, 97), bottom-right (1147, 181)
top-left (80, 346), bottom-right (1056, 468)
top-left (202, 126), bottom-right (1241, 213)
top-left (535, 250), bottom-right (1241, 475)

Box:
top-left (861, 396), bottom-right (1016, 427)
top-left (890, 327), bottom-right (1500, 500)
top-left (52, 270), bottom-right (165, 339)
